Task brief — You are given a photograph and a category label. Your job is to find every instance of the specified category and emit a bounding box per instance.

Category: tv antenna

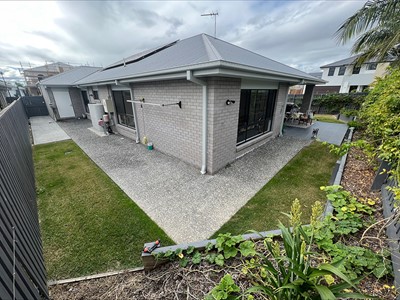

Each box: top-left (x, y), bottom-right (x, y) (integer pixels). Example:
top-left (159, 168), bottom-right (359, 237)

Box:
top-left (201, 12), bottom-right (218, 37)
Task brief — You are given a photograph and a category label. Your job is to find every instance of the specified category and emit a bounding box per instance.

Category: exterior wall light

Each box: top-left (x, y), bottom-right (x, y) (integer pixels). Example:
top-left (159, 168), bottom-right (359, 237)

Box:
top-left (226, 99), bottom-right (235, 105)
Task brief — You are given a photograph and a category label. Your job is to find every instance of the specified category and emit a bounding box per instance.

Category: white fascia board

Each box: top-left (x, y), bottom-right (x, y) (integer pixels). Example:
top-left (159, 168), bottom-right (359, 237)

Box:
top-left (77, 81), bottom-right (116, 87)
top-left (219, 61), bottom-right (326, 84)
top-left (193, 68), bottom-right (303, 83)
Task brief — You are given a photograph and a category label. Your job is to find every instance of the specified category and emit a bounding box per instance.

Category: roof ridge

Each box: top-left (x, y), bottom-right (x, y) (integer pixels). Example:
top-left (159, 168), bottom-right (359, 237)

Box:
top-left (72, 68), bottom-right (102, 84)
top-left (202, 34), bottom-right (222, 61)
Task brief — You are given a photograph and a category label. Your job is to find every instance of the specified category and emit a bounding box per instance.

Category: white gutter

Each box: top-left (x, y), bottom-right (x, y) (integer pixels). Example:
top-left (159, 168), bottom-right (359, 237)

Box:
top-left (186, 70), bottom-right (208, 175)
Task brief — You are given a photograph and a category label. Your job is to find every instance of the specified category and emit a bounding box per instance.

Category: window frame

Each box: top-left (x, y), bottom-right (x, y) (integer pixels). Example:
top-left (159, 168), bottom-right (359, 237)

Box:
top-left (338, 66), bottom-right (346, 76)
top-left (352, 66), bottom-right (361, 74)
top-left (112, 90), bottom-right (135, 129)
top-left (237, 89), bottom-right (277, 145)
top-left (328, 67), bottom-right (335, 76)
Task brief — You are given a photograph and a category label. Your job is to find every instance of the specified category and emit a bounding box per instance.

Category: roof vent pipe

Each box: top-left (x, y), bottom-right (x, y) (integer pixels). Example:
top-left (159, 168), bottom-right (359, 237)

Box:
top-left (186, 70), bottom-right (208, 175)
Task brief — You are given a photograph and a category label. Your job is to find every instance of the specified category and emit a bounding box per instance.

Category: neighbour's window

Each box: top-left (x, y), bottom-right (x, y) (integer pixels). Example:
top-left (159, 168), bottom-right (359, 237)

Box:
top-left (349, 86), bottom-right (358, 93)
top-left (93, 90), bottom-right (99, 99)
top-left (362, 85), bottom-right (369, 92)
top-left (328, 67), bottom-right (335, 76)
top-left (237, 89), bottom-right (276, 144)
top-left (338, 66), bottom-right (346, 76)
top-left (367, 63), bottom-right (377, 70)
top-left (112, 90), bottom-right (135, 129)
top-left (352, 66), bottom-right (360, 74)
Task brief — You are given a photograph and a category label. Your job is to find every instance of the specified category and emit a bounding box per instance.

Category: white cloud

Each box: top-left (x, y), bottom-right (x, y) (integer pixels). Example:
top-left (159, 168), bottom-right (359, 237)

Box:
top-left (0, 0), bottom-right (366, 81)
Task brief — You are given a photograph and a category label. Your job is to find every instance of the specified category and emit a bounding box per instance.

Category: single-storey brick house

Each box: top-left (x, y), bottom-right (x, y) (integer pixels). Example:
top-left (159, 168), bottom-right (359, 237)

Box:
top-left (39, 66), bottom-right (102, 120)
top-left (42, 34), bottom-right (323, 174)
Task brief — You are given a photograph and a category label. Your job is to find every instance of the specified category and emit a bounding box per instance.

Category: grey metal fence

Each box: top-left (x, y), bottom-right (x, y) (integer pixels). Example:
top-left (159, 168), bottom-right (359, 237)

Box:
top-left (21, 96), bottom-right (48, 118)
top-left (0, 100), bottom-right (48, 299)
top-left (381, 177), bottom-right (400, 292)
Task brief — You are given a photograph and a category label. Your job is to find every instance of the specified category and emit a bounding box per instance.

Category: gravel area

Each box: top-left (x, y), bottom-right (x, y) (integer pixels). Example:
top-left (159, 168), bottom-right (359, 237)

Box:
top-left (57, 119), bottom-right (309, 243)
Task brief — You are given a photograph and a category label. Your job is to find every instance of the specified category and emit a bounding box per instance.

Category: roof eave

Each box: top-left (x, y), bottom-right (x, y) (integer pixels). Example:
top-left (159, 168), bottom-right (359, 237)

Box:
top-left (77, 60), bottom-right (324, 86)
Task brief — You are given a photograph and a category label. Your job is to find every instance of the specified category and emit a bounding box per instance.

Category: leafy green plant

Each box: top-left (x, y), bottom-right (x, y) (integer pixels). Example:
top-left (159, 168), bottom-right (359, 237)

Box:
top-left (346, 67), bottom-right (400, 199)
top-left (215, 233), bottom-right (244, 259)
top-left (242, 199), bottom-right (369, 300)
top-left (347, 120), bottom-right (363, 129)
top-left (312, 93), bottom-right (366, 113)
top-left (154, 232), bottom-right (254, 268)
top-left (340, 107), bottom-right (358, 117)
top-left (205, 274), bottom-right (241, 300)
top-left (312, 186), bottom-right (392, 280)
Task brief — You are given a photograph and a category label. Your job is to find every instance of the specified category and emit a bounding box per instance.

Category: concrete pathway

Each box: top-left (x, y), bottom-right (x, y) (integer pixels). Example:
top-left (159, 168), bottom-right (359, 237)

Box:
top-left (55, 120), bottom-right (309, 244)
top-left (284, 121), bottom-right (348, 145)
top-left (30, 116), bottom-right (70, 145)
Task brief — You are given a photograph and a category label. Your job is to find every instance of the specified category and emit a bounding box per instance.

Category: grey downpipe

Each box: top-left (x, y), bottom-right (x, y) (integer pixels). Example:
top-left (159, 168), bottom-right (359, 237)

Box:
top-left (186, 71), bottom-right (207, 175)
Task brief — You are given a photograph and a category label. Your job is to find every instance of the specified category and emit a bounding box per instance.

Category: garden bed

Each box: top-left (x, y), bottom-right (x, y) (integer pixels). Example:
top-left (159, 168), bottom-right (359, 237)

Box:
top-left (49, 137), bottom-right (397, 299)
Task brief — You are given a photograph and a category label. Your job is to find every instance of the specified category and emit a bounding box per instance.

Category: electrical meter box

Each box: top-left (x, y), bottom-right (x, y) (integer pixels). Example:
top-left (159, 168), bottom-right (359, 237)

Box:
top-left (102, 98), bottom-right (114, 113)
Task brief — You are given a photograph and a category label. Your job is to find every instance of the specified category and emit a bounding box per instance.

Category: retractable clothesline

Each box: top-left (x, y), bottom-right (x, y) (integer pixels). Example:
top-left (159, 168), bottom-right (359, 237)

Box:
top-left (127, 99), bottom-right (182, 109)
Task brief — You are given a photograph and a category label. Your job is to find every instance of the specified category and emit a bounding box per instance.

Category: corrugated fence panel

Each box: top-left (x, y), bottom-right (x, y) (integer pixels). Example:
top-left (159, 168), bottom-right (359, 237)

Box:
top-left (0, 100), bottom-right (48, 299)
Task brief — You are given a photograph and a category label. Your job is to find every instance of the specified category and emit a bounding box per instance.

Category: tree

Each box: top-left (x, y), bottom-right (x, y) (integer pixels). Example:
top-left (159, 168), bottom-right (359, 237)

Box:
top-left (336, 0), bottom-right (400, 66)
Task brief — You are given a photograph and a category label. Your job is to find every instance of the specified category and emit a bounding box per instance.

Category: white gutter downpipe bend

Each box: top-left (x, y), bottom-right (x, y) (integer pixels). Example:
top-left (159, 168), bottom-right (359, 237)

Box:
top-left (186, 70), bottom-right (207, 175)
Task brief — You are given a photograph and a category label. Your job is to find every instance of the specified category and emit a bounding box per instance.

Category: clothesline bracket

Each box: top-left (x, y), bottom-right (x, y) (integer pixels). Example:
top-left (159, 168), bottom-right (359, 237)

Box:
top-left (127, 98), bottom-right (182, 109)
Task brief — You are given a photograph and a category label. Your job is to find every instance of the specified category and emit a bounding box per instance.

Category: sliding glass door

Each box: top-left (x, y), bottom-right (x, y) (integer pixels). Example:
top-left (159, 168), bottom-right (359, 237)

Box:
top-left (112, 91), bottom-right (135, 129)
top-left (237, 89), bottom-right (277, 144)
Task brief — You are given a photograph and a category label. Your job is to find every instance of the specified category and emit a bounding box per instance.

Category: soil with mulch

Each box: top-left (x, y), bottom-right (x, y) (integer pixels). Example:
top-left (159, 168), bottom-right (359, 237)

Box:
top-left (49, 132), bottom-right (397, 299)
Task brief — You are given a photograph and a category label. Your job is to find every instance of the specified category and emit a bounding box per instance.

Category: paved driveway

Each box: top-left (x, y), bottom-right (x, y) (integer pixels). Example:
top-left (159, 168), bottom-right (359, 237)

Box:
top-left (284, 121), bottom-right (348, 145)
top-left (30, 116), bottom-right (70, 145)
top-left (53, 120), bottom-right (309, 243)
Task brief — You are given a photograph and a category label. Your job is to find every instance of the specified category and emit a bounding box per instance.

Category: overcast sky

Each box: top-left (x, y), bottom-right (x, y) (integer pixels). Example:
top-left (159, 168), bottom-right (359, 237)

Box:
top-left (0, 0), bottom-right (365, 82)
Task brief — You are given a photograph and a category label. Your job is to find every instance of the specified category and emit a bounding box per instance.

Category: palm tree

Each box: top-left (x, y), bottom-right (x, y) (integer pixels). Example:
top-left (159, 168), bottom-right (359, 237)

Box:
top-left (336, 0), bottom-right (400, 65)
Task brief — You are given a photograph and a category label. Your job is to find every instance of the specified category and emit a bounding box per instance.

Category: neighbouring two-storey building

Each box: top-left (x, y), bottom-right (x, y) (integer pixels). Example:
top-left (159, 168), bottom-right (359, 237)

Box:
top-left (314, 55), bottom-right (391, 94)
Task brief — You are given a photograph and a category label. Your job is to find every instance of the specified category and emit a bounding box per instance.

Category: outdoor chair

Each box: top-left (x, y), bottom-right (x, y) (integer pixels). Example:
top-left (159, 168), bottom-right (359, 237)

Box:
top-left (298, 113), bottom-right (312, 125)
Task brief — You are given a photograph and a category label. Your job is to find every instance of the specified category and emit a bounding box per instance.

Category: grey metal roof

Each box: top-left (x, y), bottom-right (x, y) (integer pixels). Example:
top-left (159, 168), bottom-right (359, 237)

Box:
top-left (308, 72), bottom-right (322, 79)
top-left (104, 40), bottom-right (179, 69)
top-left (320, 55), bottom-right (393, 68)
top-left (39, 66), bottom-right (102, 86)
top-left (76, 33), bottom-right (323, 85)
top-left (320, 56), bottom-right (360, 68)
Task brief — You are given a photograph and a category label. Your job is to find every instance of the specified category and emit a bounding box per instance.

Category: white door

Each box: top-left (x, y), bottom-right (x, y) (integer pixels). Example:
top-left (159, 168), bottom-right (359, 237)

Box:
top-left (53, 89), bottom-right (75, 118)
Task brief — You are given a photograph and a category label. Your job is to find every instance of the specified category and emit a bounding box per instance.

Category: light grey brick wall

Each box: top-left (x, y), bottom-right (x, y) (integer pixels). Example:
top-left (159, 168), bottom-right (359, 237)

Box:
top-left (206, 77), bottom-right (241, 174)
top-left (132, 80), bottom-right (203, 168)
top-left (68, 87), bottom-right (85, 118)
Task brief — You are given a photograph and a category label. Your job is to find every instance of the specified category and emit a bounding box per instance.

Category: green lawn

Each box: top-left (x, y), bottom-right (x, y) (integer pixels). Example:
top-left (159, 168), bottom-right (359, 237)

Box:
top-left (314, 114), bottom-right (345, 124)
top-left (34, 140), bottom-right (174, 280)
top-left (211, 142), bottom-right (338, 237)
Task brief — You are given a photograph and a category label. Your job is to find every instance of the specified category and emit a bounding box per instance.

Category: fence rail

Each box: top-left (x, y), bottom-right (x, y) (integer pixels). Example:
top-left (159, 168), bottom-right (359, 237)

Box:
top-left (0, 100), bottom-right (48, 299)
